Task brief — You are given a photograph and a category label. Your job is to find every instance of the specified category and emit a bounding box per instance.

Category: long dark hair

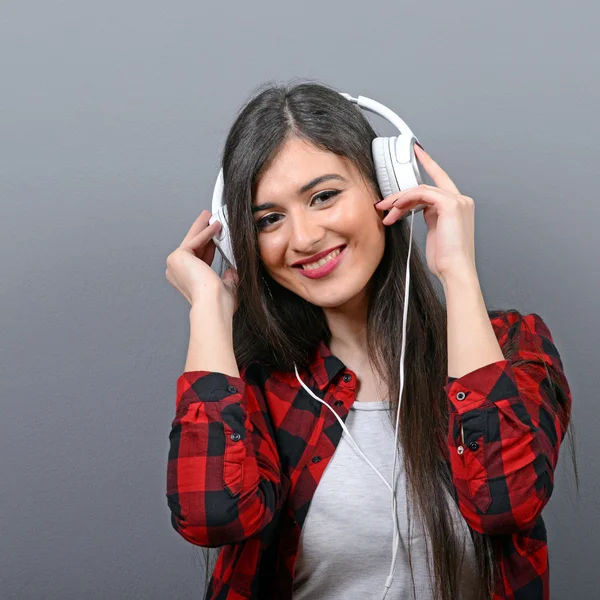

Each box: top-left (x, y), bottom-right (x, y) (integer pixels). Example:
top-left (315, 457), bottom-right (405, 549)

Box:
top-left (201, 79), bottom-right (577, 600)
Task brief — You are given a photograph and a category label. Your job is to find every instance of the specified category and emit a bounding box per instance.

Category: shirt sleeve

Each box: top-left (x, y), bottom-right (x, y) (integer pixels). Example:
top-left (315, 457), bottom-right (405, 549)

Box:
top-left (166, 362), bottom-right (289, 548)
top-left (443, 311), bottom-right (572, 535)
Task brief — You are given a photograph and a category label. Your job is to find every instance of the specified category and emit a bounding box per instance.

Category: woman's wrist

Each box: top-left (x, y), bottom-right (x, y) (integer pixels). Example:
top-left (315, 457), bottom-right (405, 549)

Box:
top-left (439, 263), bottom-right (480, 293)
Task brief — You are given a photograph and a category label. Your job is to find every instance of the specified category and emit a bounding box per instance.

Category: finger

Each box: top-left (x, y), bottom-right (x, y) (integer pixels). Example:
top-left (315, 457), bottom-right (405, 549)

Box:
top-left (414, 144), bottom-right (460, 194)
top-left (180, 213), bottom-right (221, 248)
top-left (200, 237), bottom-right (217, 266)
top-left (391, 186), bottom-right (450, 209)
top-left (374, 190), bottom-right (412, 210)
top-left (181, 218), bottom-right (221, 252)
top-left (181, 210), bottom-right (213, 246)
top-left (375, 185), bottom-right (449, 211)
top-left (380, 186), bottom-right (458, 226)
top-left (381, 206), bottom-right (405, 225)
top-left (381, 200), bottom-right (430, 225)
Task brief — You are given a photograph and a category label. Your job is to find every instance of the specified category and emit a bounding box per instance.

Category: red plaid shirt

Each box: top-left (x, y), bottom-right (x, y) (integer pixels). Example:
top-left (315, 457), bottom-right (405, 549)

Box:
top-left (166, 310), bottom-right (572, 599)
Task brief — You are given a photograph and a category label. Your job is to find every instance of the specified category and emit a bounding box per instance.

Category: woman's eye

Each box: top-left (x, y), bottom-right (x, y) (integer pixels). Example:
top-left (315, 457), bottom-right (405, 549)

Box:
top-left (256, 213), bottom-right (281, 231)
top-left (255, 191), bottom-right (340, 231)
top-left (312, 190), bottom-right (340, 204)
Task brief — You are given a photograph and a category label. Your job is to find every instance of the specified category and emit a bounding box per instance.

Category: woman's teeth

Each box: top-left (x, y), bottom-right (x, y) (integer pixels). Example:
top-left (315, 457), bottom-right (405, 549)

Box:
top-left (301, 247), bottom-right (343, 270)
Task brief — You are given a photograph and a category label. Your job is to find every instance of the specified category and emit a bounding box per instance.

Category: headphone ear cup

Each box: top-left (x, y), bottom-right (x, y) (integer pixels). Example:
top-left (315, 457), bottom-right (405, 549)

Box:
top-left (209, 205), bottom-right (236, 269)
top-left (372, 137), bottom-right (400, 198)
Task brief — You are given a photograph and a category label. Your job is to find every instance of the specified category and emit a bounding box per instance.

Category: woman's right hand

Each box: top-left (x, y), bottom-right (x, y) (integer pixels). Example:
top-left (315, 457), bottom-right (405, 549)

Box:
top-left (165, 210), bottom-right (239, 313)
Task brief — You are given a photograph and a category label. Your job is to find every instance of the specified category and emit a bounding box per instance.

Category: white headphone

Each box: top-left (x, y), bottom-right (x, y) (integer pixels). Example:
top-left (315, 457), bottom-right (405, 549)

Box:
top-left (209, 92), bottom-right (424, 599)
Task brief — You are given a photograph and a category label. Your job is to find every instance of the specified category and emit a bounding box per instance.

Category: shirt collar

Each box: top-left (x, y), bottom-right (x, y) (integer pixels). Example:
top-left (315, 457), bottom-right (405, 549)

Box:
top-left (307, 339), bottom-right (347, 391)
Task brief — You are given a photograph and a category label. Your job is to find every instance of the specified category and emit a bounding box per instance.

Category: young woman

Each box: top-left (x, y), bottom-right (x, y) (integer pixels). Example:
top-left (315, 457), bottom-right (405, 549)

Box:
top-left (165, 82), bottom-right (575, 600)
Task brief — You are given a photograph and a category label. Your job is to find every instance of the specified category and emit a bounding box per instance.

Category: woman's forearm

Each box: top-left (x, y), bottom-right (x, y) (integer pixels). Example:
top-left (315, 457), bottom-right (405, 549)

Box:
top-left (441, 267), bottom-right (505, 379)
top-left (184, 300), bottom-right (240, 377)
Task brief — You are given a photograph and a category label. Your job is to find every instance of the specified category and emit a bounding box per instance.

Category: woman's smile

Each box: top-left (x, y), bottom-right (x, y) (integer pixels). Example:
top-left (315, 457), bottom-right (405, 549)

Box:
top-left (294, 245), bottom-right (347, 279)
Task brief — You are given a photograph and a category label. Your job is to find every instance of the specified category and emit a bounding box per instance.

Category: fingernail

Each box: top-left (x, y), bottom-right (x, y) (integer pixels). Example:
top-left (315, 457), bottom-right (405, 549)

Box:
top-left (415, 141), bottom-right (426, 152)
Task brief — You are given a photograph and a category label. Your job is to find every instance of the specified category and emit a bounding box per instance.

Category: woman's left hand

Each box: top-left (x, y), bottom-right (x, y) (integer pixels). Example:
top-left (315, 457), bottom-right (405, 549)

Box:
top-left (374, 144), bottom-right (476, 283)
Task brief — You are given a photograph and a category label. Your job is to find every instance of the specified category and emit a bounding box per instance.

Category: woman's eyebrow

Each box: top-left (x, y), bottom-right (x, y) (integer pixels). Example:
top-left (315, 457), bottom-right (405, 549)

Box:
top-left (252, 173), bottom-right (348, 214)
top-left (297, 173), bottom-right (347, 194)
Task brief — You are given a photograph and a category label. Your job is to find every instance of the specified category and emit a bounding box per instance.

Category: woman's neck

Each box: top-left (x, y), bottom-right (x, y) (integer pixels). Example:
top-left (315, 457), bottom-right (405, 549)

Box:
top-left (323, 287), bottom-right (370, 356)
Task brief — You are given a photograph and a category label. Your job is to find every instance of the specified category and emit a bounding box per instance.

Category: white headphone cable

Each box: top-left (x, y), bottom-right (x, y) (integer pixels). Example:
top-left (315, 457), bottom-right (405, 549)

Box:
top-left (382, 207), bottom-right (416, 598)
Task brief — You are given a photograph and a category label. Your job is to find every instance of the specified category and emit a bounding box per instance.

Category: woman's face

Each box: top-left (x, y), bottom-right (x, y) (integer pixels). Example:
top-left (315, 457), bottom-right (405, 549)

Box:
top-left (252, 137), bottom-right (386, 309)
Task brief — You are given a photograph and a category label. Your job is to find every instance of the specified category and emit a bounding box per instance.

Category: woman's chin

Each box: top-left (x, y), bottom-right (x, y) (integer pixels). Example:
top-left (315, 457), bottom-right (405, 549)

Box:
top-left (303, 283), bottom-right (370, 310)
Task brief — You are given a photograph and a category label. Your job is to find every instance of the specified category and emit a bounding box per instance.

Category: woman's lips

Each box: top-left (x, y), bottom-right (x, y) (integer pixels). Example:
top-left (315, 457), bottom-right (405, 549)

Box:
top-left (294, 245), bottom-right (347, 279)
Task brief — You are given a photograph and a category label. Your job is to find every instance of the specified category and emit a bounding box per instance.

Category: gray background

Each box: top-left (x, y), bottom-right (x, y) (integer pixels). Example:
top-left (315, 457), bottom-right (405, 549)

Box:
top-left (1, 1), bottom-right (597, 598)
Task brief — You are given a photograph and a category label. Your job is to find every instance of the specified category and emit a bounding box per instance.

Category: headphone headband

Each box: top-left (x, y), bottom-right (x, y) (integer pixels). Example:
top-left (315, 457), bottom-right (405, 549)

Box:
top-left (339, 93), bottom-right (417, 162)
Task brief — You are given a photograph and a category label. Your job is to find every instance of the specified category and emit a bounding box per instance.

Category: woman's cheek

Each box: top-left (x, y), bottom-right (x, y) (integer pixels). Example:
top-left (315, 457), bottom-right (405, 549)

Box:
top-left (259, 234), bottom-right (287, 270)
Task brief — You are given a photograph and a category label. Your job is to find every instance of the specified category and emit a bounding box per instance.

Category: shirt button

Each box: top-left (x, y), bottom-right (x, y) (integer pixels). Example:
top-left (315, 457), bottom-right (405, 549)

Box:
top-left (343, 374), bottom-right (352, 383)
top-left (457, 446), bottom-right (464, 455)
top-left (311, 455), bottom-right (322, 463)
top-left (468, 441), bottom-right (479, 451)
top-left (334, 400), bottom-right (344, 406)
top-left (456, 391), bottom-right (466, 401)
top-left (230, 433), bottom-right (242, 442)
top-left (228, 385), bottom-right (238, 394)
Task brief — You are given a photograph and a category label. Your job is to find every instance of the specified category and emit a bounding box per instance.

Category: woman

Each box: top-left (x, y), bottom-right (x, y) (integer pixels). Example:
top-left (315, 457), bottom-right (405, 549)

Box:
top-left (165, 81), bottom-right (575, 600)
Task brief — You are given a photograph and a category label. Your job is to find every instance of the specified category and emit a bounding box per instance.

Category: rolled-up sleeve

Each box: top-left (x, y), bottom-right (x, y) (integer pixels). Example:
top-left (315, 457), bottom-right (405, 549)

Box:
top-left (166, 364), bottom-right (289, 547)
top-left (443, 312), bottom-right (572, 535)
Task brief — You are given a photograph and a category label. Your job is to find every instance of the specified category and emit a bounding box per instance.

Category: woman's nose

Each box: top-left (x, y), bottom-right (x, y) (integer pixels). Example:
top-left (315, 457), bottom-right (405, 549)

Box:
top-left (289, 213), bottom-right (323, 252)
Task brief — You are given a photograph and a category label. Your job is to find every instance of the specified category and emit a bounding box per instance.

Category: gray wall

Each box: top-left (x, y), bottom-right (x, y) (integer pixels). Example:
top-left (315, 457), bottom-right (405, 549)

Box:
top-left (1, 1), bottom-right (598, 598)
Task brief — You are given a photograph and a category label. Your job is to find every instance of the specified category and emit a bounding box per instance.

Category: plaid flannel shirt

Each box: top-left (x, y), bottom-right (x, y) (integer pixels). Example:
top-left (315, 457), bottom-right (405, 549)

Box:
top-left (166, 310), bottom-right (572, 599)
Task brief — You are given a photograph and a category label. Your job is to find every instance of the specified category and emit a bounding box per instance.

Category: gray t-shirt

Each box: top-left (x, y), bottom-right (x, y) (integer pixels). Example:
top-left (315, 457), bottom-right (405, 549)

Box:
top-left (292, 399), bottom-right (479, 600)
